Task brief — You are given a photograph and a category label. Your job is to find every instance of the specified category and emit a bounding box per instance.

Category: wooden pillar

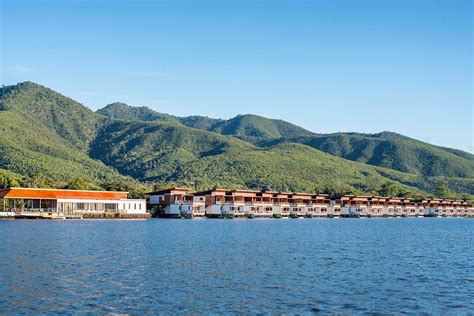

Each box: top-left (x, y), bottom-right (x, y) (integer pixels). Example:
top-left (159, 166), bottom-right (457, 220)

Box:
top-left (39, 199), bottom-right (42, 213)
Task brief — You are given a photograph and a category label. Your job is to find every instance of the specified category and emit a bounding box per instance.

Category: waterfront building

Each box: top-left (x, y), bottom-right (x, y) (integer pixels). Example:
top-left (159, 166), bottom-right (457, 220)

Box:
top-left (328, 200), bottom-right (341, 218)
top-left (147, 187), bottom-right (189, 217)
top-left (191, 189), bottom-right (226, 218)
top-left (178, 195), bottom-right (206, 218)
top-left (340, 195), bottom-right (370, 217)
top-left (400, 199), bottom-right (416, 217)
top-left (367, 197), bottom-right (386, 217)
top-left (423, 199), bottom-right (441, 217)
top-left (0, 187), bottom-right (147, 219)
top-left (271, 192), bottom-right (291, 217)
top-left (288, 193), bottom-right (312, 218)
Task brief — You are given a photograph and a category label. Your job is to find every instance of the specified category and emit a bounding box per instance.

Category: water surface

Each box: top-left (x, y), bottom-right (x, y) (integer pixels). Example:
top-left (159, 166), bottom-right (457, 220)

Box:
top-left (1, 218), bottom-right (473, 314)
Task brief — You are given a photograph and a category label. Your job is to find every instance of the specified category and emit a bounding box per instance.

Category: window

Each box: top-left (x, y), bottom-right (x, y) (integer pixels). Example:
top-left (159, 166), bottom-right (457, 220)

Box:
top-left (75, 203), bottom-right (86, 210)
top-left (105, 203), bottom-right (117, 211)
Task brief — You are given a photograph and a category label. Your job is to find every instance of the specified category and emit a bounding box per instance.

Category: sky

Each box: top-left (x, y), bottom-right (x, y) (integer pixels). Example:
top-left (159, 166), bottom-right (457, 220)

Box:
top-left (1, 0), bottom-right (473, 152)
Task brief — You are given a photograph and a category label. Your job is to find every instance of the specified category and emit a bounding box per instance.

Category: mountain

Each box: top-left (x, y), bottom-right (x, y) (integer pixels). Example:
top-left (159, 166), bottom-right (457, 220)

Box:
top-left (97, 102), bottom-right (179, 122)
top-left (201, 114), bottom-right (315, 140)
top-left (96, 102), bottom-right (474, 180)
top-left (1, 81), bottom-right (473, 197)
top-left (0, 82), bottom-right (119, 182)
top-left (258, 132), bottom-right (474, 178)
top-left (98, 103), bottom-right (313, 140)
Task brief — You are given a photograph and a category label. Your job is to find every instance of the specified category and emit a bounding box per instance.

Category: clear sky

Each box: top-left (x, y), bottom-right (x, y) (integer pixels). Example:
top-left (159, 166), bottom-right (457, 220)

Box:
top-left (1, 0), bottom-right (472, 152)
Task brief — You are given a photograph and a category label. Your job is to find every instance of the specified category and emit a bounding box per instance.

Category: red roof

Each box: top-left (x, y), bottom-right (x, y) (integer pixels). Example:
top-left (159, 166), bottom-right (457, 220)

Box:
top-left (0, 188), bottom-right (128, 200)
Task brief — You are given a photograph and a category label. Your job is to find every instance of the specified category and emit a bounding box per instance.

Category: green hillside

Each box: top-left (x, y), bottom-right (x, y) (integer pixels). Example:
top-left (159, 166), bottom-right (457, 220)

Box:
top-left (90, 119), bottom-right (253, 181)
top-left (1, 81), bottom-right (101, 152)
top-left (97, 102), bottom-right (179, 122)
top-left (96, 103), bottom-right (313, 139)
top-left (0, 102), bottom-right (121, 182)
top-left (1, 81), bottom-right (473, 198)
top-left (205, 114), bottom-right (314, 139)
top-left (96, 102), bottom-right (473, 180)
top-left (260, 132), bottom-right (474, 178)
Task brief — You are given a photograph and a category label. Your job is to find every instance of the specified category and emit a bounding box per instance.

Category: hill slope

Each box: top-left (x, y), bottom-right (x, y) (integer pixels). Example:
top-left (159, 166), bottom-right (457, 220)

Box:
top-left (96, 104), bottom-right (314, 139)
top-left (259, 132), bottom-right (474, 178)
top-left (1, 82), bottom-right (101, 152)
top-left (0, 84), bottom-right (121, 182)
top-left (96, 103), bottom-right (474, 180)
top-left (97, 102), bottom-right (179, 122)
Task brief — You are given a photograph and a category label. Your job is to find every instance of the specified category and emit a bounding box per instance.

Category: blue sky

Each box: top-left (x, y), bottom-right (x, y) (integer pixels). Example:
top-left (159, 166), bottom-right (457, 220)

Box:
top-left (1, 0), bottom-right (472, 152)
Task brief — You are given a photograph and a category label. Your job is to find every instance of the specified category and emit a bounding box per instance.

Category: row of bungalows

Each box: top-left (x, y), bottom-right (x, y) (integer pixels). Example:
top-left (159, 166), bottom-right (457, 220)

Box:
top-left (338, 196), bottom-right (423, 217)
top-left (148, 188), bottom-right (334, 218)
top-left (336, 195), bottom-right (473, 218)
top-left (147, 188), bottom-right (474, 219)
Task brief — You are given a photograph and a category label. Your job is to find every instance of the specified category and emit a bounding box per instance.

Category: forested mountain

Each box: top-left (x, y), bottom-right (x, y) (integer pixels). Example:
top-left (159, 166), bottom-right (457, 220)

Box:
top-left (1, 81), bottom-right (473, 198)
top-left (258, 133), bottom-right (474, 178)
top-left (97, 102), bottom-right (179, 123)
top-left (98, 102), bottom-right (313, 139)
top-left (96, 102), bottom-right (474, 180)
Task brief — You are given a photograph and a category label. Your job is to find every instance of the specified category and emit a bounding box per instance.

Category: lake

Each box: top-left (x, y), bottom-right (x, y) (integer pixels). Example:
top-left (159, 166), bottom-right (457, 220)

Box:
top-left (0, 218), bottom-right (473, 314)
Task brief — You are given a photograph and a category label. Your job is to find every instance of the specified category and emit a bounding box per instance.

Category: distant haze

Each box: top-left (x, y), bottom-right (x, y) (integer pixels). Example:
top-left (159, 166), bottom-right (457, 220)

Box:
top-left (1, 0), bottom-right (472, 152)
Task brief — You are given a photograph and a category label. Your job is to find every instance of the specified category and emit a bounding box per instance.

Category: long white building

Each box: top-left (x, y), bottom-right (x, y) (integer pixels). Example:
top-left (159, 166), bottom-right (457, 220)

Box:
top-left (0, 187), bottom-right (148, 219)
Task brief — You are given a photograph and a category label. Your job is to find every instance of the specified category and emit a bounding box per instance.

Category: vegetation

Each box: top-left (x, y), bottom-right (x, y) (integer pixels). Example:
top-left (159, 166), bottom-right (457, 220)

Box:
top-left (97, 102), bottom-right (179, 122)
top-left (96, 102), bottom-right (474, 179)
top-left (260, 133), bottom-right (474, 178)
top-left (0, 81), bottom-right (473, 200)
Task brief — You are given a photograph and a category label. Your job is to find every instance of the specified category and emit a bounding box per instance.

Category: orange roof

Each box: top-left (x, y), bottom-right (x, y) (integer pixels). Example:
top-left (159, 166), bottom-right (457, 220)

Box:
top-left (0, 188), bottom-right (128, 200)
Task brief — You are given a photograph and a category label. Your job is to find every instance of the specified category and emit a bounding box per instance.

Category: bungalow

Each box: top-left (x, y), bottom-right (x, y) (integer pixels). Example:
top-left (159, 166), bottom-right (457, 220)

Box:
top-left (146, 187), bottom-right (189, 217)
top-left (424, 199), bottom-right (442, 217)
top-left (271, 192), bottom-right (290, 218)
top-left (368, 197), bottom-right (386, 217)
top-left (192, 189), bottom-right (228, 218)
top-left (221, 189), bottom-right (260, 218)
top-left (328, 200), bottom-right (341, 218)
top-left (310, 194), bottom-right (330, 217)
top-left (289, 193), bottom-right (312, 218)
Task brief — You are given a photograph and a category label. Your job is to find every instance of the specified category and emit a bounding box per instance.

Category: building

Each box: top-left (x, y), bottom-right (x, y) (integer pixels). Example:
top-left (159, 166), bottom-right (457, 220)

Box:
top-left (0, 187), bottom-right (148, 219)
top-left (270, 192), bottom-right (291, 218)
top-left (146, 187), bottom-right (207, 218)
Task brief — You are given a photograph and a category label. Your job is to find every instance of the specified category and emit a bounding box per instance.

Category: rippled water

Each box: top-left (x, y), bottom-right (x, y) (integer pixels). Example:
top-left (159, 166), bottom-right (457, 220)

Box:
top-left (0, 218), bottom-right (473, 314)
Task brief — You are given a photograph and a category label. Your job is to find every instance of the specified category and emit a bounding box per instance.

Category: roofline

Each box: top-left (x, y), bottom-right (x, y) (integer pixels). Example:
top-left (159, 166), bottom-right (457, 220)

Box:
top-left (145, 187), bottom-right (189, 195)
top-left (191, 189), bottom-right (224, 196)
top-left (231, 189), bottom-right (260, 193)
top-left (1, 187), bottom-right (128, 194)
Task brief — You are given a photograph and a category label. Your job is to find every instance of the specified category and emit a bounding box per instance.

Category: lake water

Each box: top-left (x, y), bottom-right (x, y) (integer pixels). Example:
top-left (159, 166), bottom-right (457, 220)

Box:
top-left (0, 218), bottom-right (473, 314)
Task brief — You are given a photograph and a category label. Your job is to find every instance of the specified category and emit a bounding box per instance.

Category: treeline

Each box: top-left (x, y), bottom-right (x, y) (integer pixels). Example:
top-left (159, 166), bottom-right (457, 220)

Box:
top-left (2, 168), bottom-right (470, 203)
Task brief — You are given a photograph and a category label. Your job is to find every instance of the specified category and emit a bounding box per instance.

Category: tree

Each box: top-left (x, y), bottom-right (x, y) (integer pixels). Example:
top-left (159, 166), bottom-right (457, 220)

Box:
top-left (411, 192), bottom-right (427, 201)
top-left (21, 173), bottom-right (55, 188)
top-left (434, 180), bottom-right (451, 199)
top-left (379, 182), bottom-right (399, 197)
top-left (65, 177), bottom-right (95, 190)
top-left (0, 173), bottom-right (20, 189)
top-left (323, 182), bottom-right (357, 199)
